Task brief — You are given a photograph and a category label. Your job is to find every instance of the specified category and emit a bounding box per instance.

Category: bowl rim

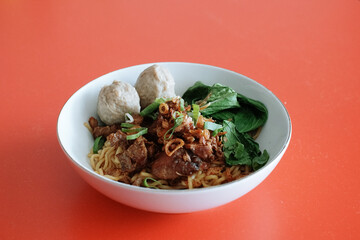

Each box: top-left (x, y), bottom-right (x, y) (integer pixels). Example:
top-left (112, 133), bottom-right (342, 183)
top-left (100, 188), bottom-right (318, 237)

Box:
top-left (56, 61), bottom-right (292, 195)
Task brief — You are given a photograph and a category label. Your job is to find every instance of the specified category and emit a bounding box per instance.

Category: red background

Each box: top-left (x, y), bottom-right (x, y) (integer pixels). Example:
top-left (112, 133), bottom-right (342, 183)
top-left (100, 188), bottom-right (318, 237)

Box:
top-left (1, 0), bottom-right (359, 239)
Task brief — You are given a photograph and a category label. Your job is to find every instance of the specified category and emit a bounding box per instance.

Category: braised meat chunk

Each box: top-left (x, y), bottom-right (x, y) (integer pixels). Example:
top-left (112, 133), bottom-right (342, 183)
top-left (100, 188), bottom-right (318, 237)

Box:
top-left (151, 149), bottom-right (208, 180)
top-left (89, 117), bottom-right (119, 138)
top-left (116, 136), bottom-right (148, 173)
top-left (107, 130), bottom-right (128, 149)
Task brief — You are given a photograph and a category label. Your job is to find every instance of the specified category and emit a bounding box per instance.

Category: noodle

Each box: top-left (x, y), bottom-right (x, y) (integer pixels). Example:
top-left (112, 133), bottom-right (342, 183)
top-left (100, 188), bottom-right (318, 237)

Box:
top-left (188, 176), bottom-right (193, 189)
top-left (87, 139), bottom-right (250, 189)
top-left (86, 96), bottom-right (259, 190)
top-left (84, 122), bottom-right (92, 132)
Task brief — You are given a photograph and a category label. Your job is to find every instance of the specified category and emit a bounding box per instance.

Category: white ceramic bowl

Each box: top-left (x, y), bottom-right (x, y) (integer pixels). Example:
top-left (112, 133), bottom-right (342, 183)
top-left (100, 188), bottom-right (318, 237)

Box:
top-left (57, 62), bottom-right (291, 213)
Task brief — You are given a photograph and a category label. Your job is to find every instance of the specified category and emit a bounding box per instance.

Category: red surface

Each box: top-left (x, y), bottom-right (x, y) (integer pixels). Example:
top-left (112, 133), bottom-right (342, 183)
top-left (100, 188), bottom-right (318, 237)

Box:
top-left (1, 0), bottom-right (359, 239)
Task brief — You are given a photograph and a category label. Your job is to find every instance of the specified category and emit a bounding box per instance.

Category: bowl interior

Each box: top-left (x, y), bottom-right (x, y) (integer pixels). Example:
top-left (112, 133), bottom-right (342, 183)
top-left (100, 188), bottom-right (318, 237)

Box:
top-left (57, 62), bottom-right (291, 191)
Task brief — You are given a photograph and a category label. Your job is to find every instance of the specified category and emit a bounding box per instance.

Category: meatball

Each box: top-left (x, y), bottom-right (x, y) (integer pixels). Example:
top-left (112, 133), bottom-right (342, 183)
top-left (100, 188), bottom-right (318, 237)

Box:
top-left (97, 81), bottom-right (140, 125)
top-left (135, 64), bottom-right (176, 108)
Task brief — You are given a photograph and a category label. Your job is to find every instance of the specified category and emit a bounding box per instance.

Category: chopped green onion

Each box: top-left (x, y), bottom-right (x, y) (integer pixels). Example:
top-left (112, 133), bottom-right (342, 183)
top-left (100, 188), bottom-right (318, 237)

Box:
top-left (164, 111), bottom-right (184, 141)
top-left (147, 111), bottom-right (159, 120)
top-left (121, 123), bottom-right (135, 128)
top-left (180, 98), bottom-right (185, 111)
top-left (140, 98), bottom-right (166, 117)
top-left (122, 127), bottom-right (147, 133)
top-left (93, 136), bottom-right (105, 154)
top-left (192, 104), bottom-right (200, 125)
top-left (126, 128), bottom-right (148, 140)
top-left (143, 177), bottom-right (160, 189)
top-left (125, 113), bottom-right (133, 123)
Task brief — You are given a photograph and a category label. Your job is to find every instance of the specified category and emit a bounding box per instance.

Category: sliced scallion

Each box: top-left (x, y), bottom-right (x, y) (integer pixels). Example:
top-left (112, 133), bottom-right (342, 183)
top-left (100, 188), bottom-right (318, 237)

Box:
top-left (192, 104), bottom-right (200, 125)
top-left (140, 98), bottom-right (166, 117)
top-left (126, 128), bottom-right (148, 140)
top-left (93, 136), bottom-right (105, 154)
top-left (143, 177), bottom-right (160, 189)
top-left (121, 123), bottom-right (135, 128)
top-left (121, 127), bottom-right (147, 133)
top-left (164, 111), bottom-right (184, 141)
top-left (125, 113), bottom-right (133, 123)
top-left (180, 98), bottom-right (185, 111)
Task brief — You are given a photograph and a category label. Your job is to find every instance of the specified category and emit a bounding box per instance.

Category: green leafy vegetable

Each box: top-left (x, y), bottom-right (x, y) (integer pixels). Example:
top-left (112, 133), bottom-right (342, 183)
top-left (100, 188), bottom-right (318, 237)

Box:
top-left (211, 104), bottom-right (267, 133)
top-left (183, 82), bottom-right (240, 115)
top-left (204, 121), bottom-right (222, 131)
top-left (182, 81), bottom-right (270, 170)
top-left (182, 81), bottom-right (268, 132)
top-left (182, 81), bottom-right (212, 104)
top-left (212, 127), bottom-right (224, 137)
top-left (222, 120), bottom-right (269, 167)
top-left (200, 83), bottom-right (240, 115)
top-left (252, 150), bottom-right (269, 171)
top-left (203, 121), bottom-right (223, 136)
top-left (93, 136), bottom-right (105, 154)
top-left (234, 93), bottom-right (268, 132)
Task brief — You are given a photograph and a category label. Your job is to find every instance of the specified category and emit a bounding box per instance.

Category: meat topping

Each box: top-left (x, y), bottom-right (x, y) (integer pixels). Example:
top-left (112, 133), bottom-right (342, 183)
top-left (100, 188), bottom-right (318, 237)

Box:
top-left (151, 149), bottom-right (207, 180)
top-left (116, 136), bottom-right (148, 173)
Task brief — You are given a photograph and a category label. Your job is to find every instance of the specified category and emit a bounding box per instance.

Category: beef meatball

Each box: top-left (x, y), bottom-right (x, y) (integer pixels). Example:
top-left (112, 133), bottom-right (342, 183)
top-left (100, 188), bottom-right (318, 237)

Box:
top-left (97, 81), bottom-right (140, 125)
top-left (135, 64), bottom-right (176, 108)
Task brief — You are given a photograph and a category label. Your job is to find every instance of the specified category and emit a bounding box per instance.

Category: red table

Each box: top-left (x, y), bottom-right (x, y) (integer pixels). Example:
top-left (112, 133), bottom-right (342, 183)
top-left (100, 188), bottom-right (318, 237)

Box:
top-left (1, 1), bottom-right (359, 239)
